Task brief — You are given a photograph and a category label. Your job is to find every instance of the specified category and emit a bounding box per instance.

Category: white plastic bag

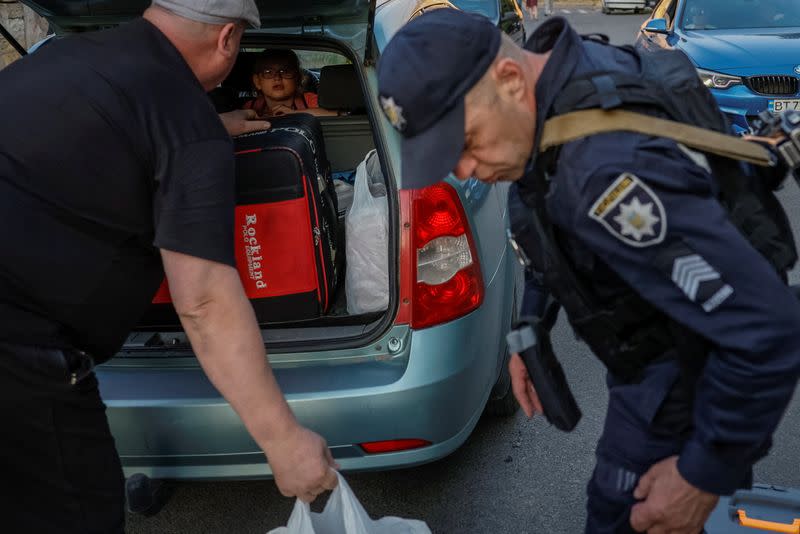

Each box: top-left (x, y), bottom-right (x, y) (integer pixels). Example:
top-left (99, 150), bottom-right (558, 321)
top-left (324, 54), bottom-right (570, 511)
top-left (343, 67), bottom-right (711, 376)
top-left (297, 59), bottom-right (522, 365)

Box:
top-left (267, 474), bottom-right (431, 534)
top-left (345, 150), bottom-right (389, 314)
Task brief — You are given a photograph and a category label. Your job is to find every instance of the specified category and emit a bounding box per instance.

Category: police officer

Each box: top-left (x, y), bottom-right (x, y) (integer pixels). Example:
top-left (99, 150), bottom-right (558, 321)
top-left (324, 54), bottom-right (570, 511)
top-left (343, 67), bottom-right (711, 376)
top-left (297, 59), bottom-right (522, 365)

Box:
top-left (377, 10), bottom-right (800, 534)
top-left (0, 1), bottom-right (337, 531)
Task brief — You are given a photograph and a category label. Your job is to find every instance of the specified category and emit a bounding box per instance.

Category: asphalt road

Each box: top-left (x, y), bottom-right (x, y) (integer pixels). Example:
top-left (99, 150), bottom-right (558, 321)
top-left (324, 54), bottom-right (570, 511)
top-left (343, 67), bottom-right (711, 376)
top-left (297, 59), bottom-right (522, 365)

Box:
top-left (128, 7), bottom-right (800, 533)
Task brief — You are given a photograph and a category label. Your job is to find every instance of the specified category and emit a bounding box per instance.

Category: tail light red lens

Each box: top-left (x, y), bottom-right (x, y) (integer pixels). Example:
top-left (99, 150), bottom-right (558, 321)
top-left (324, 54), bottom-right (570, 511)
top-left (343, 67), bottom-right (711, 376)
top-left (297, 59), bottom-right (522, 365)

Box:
top-left (397, 183), bottom-right (484, 330)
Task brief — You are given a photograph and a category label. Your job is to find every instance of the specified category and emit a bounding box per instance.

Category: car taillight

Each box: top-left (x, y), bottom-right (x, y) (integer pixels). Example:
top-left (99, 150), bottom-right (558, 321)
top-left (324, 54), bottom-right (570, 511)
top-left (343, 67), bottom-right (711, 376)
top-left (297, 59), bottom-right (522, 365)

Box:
top-left (397, 183), bottom-right (484, 330)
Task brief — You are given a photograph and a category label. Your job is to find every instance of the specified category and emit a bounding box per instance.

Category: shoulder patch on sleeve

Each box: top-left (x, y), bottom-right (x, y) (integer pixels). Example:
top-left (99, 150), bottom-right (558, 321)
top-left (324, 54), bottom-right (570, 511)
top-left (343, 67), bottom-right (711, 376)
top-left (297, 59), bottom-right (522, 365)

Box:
top-left (589, 173), bottom-right (667, 248)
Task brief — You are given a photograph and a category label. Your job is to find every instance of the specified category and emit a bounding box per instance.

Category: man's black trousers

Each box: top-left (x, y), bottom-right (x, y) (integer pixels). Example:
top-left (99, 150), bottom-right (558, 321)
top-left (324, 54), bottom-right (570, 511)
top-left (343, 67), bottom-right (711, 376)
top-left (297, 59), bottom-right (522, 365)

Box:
top-left (0, 342), bottom-right (125, 533)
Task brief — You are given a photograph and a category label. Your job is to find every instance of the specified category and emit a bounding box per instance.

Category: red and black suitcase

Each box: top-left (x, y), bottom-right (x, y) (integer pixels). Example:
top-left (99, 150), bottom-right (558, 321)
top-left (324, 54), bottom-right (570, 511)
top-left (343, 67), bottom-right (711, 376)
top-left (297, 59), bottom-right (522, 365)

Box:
top-left (141, 114), bottom-right (341, 328)
top-left (232, 113), bottom-right (341, 323)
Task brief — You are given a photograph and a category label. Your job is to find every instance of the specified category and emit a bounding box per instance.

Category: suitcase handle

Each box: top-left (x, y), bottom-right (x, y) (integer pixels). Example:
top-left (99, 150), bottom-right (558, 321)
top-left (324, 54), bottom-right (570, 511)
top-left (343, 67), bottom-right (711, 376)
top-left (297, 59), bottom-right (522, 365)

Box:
top-left (737, 510), bottom-right (800, 533)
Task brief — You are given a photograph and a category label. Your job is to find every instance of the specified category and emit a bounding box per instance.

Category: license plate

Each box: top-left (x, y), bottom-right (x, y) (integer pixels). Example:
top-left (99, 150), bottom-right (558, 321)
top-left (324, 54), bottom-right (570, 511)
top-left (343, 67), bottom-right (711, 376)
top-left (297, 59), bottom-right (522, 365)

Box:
top-left (769, 99), bottom-right (800, 113)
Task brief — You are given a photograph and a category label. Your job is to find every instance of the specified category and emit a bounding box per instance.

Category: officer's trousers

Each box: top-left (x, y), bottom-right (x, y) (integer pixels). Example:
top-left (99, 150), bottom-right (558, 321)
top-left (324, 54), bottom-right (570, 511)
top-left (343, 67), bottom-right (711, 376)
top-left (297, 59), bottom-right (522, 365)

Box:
top-left (583, 359), bottom-right (746, 534)
top-left (0, 342), bottom-right (125, 533)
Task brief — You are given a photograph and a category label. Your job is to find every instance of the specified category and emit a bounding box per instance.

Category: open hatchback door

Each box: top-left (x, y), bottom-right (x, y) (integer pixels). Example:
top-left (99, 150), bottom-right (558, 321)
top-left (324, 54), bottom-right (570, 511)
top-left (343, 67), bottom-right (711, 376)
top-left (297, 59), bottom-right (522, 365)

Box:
top-left (18, 0), bottom-right (377, 58)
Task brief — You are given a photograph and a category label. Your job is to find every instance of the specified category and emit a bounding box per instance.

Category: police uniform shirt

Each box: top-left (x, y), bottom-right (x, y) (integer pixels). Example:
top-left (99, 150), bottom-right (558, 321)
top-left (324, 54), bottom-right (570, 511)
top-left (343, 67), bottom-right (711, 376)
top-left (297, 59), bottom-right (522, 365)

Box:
top-left (0, 19), bottom-right (236, 362)
top-left (520, 19), bottom-right (800, 495)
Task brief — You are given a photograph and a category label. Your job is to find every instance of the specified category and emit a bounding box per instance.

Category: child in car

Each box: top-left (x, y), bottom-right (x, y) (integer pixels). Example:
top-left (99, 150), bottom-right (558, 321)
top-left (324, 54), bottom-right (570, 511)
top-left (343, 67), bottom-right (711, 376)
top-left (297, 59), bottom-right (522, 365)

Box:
top-left (243, 49), bottom-right (338, 117)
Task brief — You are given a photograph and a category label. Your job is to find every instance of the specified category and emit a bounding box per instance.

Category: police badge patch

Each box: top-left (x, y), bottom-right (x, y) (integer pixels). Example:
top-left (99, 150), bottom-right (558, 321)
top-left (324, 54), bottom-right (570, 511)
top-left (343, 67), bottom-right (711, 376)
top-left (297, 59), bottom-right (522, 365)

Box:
top-left (589, 173), bottom-right (667, 248)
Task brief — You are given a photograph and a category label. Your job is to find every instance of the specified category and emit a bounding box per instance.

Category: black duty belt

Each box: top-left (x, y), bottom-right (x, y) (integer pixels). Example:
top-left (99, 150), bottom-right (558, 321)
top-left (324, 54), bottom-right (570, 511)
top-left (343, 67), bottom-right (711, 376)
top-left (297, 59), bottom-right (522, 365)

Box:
top-left (0, 342), bottom-right (95, 385)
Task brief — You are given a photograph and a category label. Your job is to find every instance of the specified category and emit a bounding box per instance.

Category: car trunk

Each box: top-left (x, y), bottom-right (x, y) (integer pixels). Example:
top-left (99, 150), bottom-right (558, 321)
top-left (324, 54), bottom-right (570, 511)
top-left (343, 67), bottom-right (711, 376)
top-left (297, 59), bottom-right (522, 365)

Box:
top-left (14, 1), bottom-right (397, 355)
top-left (122, 32), bottom-right (398, 356)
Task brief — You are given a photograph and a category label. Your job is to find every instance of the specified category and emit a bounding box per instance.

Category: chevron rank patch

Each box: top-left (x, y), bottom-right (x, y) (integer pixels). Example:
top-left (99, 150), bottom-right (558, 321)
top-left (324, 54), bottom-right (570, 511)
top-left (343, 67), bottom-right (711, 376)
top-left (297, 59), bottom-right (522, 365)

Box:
top-left (589, 173), bottom-right (666, 248)
top-left (655, 241), bottom-right (734, 313)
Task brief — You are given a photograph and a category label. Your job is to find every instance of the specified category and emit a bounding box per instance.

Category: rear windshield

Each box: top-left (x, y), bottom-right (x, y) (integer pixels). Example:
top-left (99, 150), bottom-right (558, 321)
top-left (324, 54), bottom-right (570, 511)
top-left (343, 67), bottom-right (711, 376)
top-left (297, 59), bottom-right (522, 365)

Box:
top-left (682, 0), bottom-right (800, 30)
top-left (295, 51), bottom-right (352, 70)
top-left (450, 0), bottom-right (499, 20)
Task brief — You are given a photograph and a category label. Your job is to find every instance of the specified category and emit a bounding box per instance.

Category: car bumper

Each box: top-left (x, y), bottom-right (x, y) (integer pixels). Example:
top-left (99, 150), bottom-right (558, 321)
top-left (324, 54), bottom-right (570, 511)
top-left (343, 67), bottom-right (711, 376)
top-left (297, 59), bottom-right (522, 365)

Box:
top-left (711, 86), bottom-right (800, 134)
top-left (98, 261), bottom-right (512, 480)
top-left (603, 1), bottom-right (646, 8)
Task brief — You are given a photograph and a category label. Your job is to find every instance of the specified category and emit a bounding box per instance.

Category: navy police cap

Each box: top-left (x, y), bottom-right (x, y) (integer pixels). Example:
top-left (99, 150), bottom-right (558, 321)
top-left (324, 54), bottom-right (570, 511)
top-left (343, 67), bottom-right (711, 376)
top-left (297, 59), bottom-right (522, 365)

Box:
top-left (377, 9), bottom-right (502, 188)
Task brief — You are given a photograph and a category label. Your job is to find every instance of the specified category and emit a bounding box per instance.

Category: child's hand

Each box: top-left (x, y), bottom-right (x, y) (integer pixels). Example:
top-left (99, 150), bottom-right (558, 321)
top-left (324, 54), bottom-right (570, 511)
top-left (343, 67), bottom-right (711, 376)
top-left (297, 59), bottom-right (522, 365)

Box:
top-left (270, 104), bottom-right (295, 116)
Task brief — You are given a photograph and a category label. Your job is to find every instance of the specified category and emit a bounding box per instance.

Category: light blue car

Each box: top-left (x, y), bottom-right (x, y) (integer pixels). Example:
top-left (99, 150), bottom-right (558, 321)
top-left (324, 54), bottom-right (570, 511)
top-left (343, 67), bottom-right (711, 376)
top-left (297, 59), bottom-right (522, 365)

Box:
top-left (16, 0), bottom-right (519, 481)
top-left (637, 0), bottom-right (800, 134)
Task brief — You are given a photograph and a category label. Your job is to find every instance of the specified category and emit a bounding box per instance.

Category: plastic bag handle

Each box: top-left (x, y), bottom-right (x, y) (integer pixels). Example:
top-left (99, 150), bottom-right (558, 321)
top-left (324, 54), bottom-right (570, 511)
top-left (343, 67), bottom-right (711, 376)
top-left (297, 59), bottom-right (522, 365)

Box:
top-left (351, 149), bottom-right (378, 209)
top-left (737, 510), bottom-right (800, 533)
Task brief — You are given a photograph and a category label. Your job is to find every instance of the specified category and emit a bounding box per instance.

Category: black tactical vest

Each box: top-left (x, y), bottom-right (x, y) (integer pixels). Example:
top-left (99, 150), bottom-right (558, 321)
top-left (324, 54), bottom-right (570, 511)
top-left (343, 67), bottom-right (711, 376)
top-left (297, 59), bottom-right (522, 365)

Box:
top-left (510, 42), bottom-right (797, 383)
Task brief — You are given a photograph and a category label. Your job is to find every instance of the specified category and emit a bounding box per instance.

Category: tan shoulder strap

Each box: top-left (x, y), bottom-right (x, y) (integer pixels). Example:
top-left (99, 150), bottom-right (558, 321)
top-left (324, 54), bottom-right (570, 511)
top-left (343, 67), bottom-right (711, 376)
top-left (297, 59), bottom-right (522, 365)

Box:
top-left (540, 109), bottom-right (773, 167)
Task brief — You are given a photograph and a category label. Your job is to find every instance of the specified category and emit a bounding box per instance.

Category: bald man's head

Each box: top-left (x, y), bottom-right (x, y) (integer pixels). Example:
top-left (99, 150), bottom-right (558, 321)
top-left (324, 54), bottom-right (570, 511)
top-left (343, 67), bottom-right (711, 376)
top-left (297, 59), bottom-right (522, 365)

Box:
top-left (144, 4), bottom-right (245, 91)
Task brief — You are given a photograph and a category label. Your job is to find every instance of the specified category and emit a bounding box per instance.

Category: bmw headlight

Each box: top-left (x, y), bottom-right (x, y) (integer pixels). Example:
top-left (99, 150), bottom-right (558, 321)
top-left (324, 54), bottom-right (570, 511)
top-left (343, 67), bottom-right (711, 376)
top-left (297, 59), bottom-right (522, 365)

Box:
top-left (697, 68), bottom-right (742, 90)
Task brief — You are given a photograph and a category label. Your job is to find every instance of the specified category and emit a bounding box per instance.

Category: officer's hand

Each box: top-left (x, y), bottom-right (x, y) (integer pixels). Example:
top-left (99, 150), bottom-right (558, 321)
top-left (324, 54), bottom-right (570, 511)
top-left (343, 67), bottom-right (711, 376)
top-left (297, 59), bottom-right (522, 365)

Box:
top-left (262, 423), bottom-right (340, 503)
top-left (219, 109), bottom-right (271, 137)
top-left (630, 456), bottom-right (718, 533)
top-left (509, 352), bottom-right (543, 418)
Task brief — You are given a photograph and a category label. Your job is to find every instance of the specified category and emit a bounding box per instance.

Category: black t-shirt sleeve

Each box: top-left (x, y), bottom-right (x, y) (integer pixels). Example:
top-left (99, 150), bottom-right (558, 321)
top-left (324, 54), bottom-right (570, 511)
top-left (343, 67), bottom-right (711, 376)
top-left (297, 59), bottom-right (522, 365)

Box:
top-left (153, 139), bottom-right (236, 267)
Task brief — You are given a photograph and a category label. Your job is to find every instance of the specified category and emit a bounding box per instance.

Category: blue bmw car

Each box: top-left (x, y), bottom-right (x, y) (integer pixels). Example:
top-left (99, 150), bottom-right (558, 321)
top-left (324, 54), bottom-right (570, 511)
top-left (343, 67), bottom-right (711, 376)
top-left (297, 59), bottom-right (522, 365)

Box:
top-left (637, 0), bottom-right (800, 133)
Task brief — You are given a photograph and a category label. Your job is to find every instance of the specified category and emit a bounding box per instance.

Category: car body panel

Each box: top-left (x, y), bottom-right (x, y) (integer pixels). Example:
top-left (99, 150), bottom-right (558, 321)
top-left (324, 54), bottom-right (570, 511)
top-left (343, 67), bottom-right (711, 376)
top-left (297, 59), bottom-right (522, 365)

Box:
top-left (449, 0), bottom-right (526, 45)
top-left (603, 0), bottom-right (647, 12)
top-left (678, 29), bottom-right (800, 71)
top-left (637, 0), bottom-right (800, 133)
top-left (102, 240), bottom-right (514, 478)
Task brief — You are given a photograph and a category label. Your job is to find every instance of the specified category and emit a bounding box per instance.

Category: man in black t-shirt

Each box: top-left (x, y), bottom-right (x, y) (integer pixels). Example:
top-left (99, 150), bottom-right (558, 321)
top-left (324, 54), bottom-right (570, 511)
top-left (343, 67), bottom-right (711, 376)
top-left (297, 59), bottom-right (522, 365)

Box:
top-left (0, 1), bottom-right (338, 530)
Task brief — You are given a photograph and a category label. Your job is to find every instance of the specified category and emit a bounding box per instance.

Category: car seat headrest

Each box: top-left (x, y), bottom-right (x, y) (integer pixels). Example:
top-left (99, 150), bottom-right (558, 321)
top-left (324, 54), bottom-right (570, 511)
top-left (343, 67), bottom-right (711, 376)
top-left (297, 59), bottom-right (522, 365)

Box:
top-left (318, 64), bottom-right (365, 112)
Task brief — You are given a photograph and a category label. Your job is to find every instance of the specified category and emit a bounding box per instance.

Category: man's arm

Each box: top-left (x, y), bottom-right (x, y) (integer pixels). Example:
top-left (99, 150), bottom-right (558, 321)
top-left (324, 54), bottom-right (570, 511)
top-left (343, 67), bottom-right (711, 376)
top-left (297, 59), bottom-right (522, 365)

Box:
top-left (161, 249), bottom-right (337, 502)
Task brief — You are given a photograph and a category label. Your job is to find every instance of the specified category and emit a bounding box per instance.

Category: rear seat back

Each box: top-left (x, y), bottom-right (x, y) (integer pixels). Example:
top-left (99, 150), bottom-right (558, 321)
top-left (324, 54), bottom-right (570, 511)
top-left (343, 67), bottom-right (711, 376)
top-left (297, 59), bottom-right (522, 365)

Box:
top-left (316, 63), bottom-right (375, 172)
top-left (318, 64), bottom-right (366, 114)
